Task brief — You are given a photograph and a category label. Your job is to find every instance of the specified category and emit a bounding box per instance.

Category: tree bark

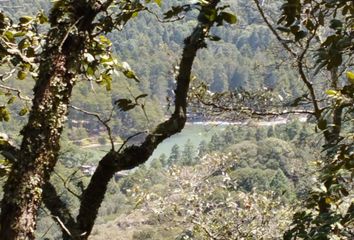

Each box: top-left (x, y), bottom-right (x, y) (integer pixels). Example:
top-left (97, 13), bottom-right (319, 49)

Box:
top-left (0, 0), bottom-right (222, 239)
top-left (72, 1), bottom-right (220, 238)
top-left (0, 1), bottom-right (109, 239)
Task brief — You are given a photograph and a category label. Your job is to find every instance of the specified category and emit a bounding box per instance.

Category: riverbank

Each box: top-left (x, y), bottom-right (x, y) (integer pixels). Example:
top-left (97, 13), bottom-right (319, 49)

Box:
top-left (186, 115), bottom-right (307, 126)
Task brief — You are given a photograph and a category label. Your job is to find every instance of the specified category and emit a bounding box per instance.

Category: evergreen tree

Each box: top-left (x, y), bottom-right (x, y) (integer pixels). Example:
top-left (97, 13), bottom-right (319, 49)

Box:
top-left (208, 133), bottom-right (223, 152)
top-left (270, 170), bottom-right (293, 199)
top-left (255, 128), bottom-right (266, 141)
top-left (180, 139), bottom-right (196, 166)
top-left (158, 153), bottom-right (168, 168)
top-left (267, 126), bottom-right (275, 138)
top-left (168, 144), bottom-right (181, 166)
top-left (150, 157), bottom-right (163, 169)
top-left (198, 140), bottom-right (208, 158)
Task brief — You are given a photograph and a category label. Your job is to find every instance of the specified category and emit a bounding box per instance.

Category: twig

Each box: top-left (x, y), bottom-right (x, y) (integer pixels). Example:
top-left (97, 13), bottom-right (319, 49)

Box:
top-left (39, 221), bottom-right (55, 239)
top-left (69, 105), bottom-right (115, 150)
top-left (0, 38), bottom-right (35, 65)
top-left (0, 69), bottom-right (16, 82)
top-left (53, 216), bottom-right (73, 237)
top-left (58, 16), bottom-right (84, 53)
top-left (117, 131), bottom-right (145, 153)
top-left (53, 170), bottom-right (81, 200)
top-left (145, 7), bottom-right (185, 23)
top-left (0, 83), bottom-right (32, 102)
top-left (297, 27), bottom-right (321, 120)
top-left (194, 93), bottom-right (314, 117)
top-left (252, 0), bottom-right (296, 57)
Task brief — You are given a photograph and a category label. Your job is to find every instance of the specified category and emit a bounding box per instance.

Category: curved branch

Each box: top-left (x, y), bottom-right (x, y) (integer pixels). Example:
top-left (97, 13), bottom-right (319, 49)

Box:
top-left (75, 1), bottom-right (221, 238)
top-left (253, 0), bottom-right (321, 120)
top-left (252, 0), bottom-right (296, 57)
top-left (297, 28), bottom-right (322, 120)
top-left (70, 105), bottom-right (115, 150)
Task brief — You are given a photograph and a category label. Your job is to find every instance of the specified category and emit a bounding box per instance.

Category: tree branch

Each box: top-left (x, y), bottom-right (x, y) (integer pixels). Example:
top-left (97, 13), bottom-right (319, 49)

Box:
top-left (42, 182), bottom-right (78, 239)
top-left (0, 83), bottom-right (32, 102)
top-left (252, 0), bottom-right (296, 57)
top-left (194, 92), bottom-right (314, 118)
top-left (70, 105), bottom-right (115, 150)
top-left (0, 137), bottom-right (19, 164)
top-left (74, 1), bottom-right (222, 238)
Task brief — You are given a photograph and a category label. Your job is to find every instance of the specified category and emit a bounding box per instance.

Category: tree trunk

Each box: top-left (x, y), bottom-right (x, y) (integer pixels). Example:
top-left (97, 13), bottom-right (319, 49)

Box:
top-left (0, 1), bottom-right (107, 238)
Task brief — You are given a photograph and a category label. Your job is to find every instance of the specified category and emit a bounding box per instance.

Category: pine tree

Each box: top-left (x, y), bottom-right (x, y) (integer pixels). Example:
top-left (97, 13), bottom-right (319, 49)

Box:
top-left (180, 139), bottom-right (196, 166)
top-left (167, 144), bottom-right (181, 166)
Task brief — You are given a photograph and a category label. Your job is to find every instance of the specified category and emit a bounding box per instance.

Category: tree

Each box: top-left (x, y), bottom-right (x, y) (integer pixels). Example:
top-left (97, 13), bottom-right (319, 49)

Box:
top-left (253, 1), bottom-right (354, 238)
top-left (189, 0), bottom-right (353, 238)
top-left (180, 139), bottom-right (196, 166)
top-left (197, 140), bottom-right (208, 158)
top-left (167, 144), bottom-right (181, 166)
top-left (0, 0), bottom-right (237, 239)
top-left (208, 133), bottom-right (223, 152)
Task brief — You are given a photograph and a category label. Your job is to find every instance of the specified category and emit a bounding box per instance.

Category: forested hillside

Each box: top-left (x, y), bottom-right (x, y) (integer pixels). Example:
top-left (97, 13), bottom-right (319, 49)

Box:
top-left (0, 0), bottom-right (353, 239)
top-left (1, 0), bottom-right (304, 140)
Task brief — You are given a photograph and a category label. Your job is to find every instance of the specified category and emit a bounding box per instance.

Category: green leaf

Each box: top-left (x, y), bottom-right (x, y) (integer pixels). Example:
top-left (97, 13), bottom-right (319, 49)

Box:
top-left (154, 0), bottom-right (162, 7)
top-left (7, 96), bottom-right (16, 105)
top-left (220, 12), bottom-right (237, 24)
top-left (277, 26), bottom-right (291, 33)
top-left (114, 99), bottom-right (137, 111)
top-left (98, 35), bottom-right (111, 46)
top-left (99, 73), bottom-right (112, 91)
top-left (123, 70), bottom-right (139, 82)
top-left (19, 16), bottom-right (33, 24)
top-left (208, 35), bottom-right (221, 41)
top-left (0, 107), bottom-right (10, 122)
top-left (86, 66), bottom-right (95, 77)
top-left (164, 6), bottom-right (183, 19)
top-left (37, 11), bottom-right (48, 24)
top-left (346, 71), bottom-right (354, 85)
top-left (135, 94), bottom-right (148, 101)
top-left (318, 119), bottom-right (327, 130)
top-left (295, 30), bottom-right (307, 41)
top-left (100, 55), bottom-right (114, 65)
top-left (17, 70), bottom-right (27, 80)
top-left (329, 19), bottom-right (342, 30)
top-left (19, 107), bottom-right (28, 116)
top-left (325, 89), bottom-right (337, 96)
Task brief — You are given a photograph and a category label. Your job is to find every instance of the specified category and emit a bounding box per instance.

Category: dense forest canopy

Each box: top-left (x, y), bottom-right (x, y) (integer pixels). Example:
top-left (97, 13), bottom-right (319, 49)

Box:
top-left (0, 0), bottom-right (353, 239)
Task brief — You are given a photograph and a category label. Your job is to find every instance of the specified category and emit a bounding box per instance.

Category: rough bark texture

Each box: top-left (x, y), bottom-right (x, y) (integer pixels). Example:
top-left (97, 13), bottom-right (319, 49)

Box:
top-left (0, 0), bottom-right (221, 239)
top-left (0, 1), bottom-right (109, 239)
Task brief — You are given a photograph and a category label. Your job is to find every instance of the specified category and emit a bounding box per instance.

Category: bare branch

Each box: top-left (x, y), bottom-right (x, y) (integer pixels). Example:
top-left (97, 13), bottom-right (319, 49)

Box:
top-left (297, 28), bottom-right (322, 120)
top-left (144, 7), bottom-right (185, 23)
top-left (42, 182), bottom-right (78, 239)
top-left (252, 0), bottom-right (296, 57)
top-left (117, 131), bottom-right (145, 153)
top-left (0, 68), bottom-right (16, 82)
top-left (0, 38), bottom-right (35, 65)
top-left (0, 83), bottom-right (32, 102)
top-left (53, 169), bottom-right (81, 200)
top-left (70, 105), bottom-right (115, 150)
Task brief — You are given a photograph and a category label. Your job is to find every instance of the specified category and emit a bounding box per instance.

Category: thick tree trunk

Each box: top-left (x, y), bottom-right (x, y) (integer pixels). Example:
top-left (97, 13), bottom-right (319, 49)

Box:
top-left (0, 0), bottom-right (221, 239)
top-left (0, 50), bottom-right (75, 240)
top-left (0, 1), bottom-right (107, 239)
